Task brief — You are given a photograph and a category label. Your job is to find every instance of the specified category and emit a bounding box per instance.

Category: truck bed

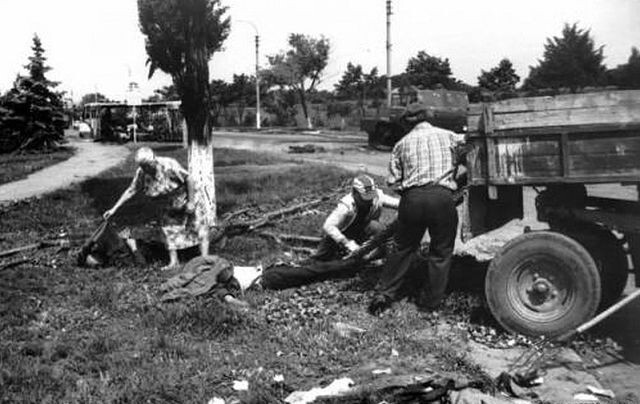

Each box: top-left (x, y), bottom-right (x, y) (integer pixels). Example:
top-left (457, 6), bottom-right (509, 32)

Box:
top-left (466, 90), bottom-right (640, 185)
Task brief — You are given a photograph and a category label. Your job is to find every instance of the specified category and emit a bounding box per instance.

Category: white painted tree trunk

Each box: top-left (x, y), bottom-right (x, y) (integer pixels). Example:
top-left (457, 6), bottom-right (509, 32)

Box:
top-left (188, 142), bottom-right (216, 229)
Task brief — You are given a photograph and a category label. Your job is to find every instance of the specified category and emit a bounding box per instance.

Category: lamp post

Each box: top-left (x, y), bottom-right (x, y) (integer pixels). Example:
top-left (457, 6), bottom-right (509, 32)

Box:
top-left (238, 20), bottom-right (261, 130)
top-left (386, 0), bottom-right (392, 108)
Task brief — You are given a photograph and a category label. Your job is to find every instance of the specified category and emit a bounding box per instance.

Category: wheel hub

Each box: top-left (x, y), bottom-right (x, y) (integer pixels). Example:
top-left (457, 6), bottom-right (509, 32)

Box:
top-left (510, 259), bottom-right (574, 320)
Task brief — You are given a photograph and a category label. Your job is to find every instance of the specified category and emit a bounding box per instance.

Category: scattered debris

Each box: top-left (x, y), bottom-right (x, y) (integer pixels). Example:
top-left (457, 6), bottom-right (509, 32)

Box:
top-left (258, 232), bottom-right (321, 246)
top-left (333, 322), bottom-right (366, 338)
top-left (232, 380), bottom-right (249, 391)
top-left (450, 388), bottom-right (518, 404)
top-left (0, 257), bottom-right (30, 271)
top-left (207, 397), bottom-right (225, 404)
top-left (210, 192), bottom-right (339, 245)
top-left (573, 392), bottom-right (599, 402)
top-left (372, 368), bottom-right (393, 376)
top-left (495, 372), bottom-right (538, 400)
top-left (0, 239), bottom-right (68, 259)
top-left (586, 385), bottom-right (615, 399)
top-left (284, 377), bottom-right (354, 404)
top-left (288, 144), bottom-right (325, 154)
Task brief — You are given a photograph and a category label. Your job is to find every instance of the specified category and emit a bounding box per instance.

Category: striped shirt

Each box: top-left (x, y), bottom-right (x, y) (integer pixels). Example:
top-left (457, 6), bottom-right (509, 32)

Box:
top-left (387, 122), bottom-right (464, 191)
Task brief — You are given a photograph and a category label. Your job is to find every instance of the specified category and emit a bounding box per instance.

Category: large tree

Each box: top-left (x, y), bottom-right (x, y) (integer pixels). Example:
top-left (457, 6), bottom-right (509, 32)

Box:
top-left (523, 23), bottom-right (606, 91)
top-left (138, 0), bottom-right (230, 238)
top-left (79, 92), bottom-right (110, 106)
top-left (477, 58), bottom-right (520, 99)
top-left (608, 47), bottom-right (640, 89)
top-left (265, 33), bottom-right (330, 128)
top-left (0, 35), bottom-right (66, 153)
top-left (334, 63), bottom-right (384, 115)
top-left (398, 51), bottom-right (456, 89)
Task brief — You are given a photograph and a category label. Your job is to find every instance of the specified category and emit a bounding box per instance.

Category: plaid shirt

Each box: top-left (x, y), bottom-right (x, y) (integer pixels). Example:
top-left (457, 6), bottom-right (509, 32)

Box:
top-left (387, 122), bottom-right (464, 191)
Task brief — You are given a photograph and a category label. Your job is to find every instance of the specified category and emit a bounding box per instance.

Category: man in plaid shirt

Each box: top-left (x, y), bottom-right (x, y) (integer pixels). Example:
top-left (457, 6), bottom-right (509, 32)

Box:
top-left (369, 107), bottom-right (465, 315)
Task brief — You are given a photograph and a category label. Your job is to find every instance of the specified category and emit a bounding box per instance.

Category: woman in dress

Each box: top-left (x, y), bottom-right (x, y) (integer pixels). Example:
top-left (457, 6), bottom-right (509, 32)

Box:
top-left (103, 147), bottom-right (208, 269)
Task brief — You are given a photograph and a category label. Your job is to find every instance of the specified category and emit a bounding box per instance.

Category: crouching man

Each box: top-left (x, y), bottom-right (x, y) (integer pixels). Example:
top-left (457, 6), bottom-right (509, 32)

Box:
top-left (314, 174), bottom-right (398, 261)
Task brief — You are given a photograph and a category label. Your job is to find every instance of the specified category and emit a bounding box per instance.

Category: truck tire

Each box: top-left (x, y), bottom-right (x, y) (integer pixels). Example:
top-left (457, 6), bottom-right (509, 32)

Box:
top-left (485, 231), bottom-right (601, 337)
top-left (369, 124), bottom-right (394, 151)
top-left (557, 227), bottom-right (628, 308)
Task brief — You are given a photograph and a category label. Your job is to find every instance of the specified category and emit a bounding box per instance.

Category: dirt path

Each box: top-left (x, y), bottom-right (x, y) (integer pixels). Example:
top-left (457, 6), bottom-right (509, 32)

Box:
top-left (0, 136), bottom-right (129, 205)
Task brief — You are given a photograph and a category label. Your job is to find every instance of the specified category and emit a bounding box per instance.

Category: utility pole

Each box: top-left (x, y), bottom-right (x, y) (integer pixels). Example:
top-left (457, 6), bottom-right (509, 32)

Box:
top-left (238, 20), bottom-right (261, 130)
top-left (386, 0), bottom-right (392, 108)
top-left (255, 34), bottom-right (261, 130)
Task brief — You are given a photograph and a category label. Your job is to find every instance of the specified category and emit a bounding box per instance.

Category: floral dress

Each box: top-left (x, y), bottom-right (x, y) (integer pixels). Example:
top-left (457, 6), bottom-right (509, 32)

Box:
top-left (130, 157), bottom-right (202, 250)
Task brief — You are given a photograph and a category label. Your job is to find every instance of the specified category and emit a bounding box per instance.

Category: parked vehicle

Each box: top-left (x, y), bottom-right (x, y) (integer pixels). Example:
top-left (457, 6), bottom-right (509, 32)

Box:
top-left (360, 87), bottom-right (468, 150)
top-left (462, 90), bottom-right (640, 337)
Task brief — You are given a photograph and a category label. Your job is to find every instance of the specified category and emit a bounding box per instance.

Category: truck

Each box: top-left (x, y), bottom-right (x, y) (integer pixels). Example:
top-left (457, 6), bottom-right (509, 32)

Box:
top-left (461, 89), bottom-right (640, 337)
top-left (360, 87), bottom-right (468, 150)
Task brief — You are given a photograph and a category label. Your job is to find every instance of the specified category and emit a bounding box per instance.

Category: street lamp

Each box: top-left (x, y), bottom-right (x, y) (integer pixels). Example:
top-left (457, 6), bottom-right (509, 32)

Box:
top-left (237, 20), bottom-right (261, 130)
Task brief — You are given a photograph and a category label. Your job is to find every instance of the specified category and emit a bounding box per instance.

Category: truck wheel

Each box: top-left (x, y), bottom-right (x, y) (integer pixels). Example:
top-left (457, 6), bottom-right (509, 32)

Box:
top-left (486, 231), bottom-right (601, 337)
top-left (558, 228), bottom-right (628, 308)
top-left (369, 124), bottom-right (394, 151)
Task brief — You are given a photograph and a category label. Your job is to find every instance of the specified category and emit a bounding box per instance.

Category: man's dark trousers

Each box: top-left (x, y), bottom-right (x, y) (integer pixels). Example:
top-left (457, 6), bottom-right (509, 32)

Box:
top-left (376, 185), bottom-right (458, 307)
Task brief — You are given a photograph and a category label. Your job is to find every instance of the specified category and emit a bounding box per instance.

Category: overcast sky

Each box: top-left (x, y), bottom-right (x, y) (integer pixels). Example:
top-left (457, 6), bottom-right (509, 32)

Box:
top-left (0, 0), bottom-right (638, 102)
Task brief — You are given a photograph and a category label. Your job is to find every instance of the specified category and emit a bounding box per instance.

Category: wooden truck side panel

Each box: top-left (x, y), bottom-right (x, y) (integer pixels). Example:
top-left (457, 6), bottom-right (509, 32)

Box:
top-left (466, 90), bottom-right (640, 186)
top-left (461, 90), bottom-right (640, 241)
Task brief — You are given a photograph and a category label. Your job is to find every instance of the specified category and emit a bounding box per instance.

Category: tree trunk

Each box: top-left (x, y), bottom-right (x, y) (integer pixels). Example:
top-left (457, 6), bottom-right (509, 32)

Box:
top-left (188, 136), bottom-right (216, 228)
top-left (180, 43), bottom-right (217, 243)
top-left (298, 85), bottom-right (312, 129)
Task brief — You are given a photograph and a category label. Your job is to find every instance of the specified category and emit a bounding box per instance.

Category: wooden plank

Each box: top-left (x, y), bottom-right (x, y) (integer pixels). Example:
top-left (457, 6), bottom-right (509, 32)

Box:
top-left (491, 137), bottom-right (562, 181)
top-left (468, 103), bottom-right (484, 115)
top-left (561, 132), bottom-right (569, 177)
top-left (489, 90), bottom-right (640, 114)
top-left (486, 137), bottom-right (498, 180)
top-left (495, 155), bottom-right (562, 180)
top-left (486, 174), bottom-right (640, 185)
top-left (467, 114), bottom-right (481, 133)
top-left (492, 105), bottom-right (640, 131)
top-left (569, 155), bottom-right (640, 175)
top-left (468, 116), bottom-right (640, 138)
top-left (466, 142), bottom-right (486, 182)
top-left (568, 134), bottom-right (640, 154)
top-left (473, 123), bottom-right (640, 138)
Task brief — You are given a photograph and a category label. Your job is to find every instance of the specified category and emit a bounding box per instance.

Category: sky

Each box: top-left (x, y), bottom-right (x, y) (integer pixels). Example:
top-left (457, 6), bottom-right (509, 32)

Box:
top-left (0, 0), bottom-right (638, 102)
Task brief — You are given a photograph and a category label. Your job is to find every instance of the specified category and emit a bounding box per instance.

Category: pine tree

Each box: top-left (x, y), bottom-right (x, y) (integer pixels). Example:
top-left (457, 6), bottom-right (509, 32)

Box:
top-left (0, 34), bottom-right (66, 153)
top-left (523, 23), bottom-right (606, 91)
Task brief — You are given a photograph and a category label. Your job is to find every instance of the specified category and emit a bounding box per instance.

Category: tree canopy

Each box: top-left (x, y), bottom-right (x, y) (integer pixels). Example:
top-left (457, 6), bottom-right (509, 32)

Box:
top-left (79, 92), bottom-right (110, 106)
top-left (397, 51), bottom-right (457, 89)
top-left (478, 59), bottom-right (520, 93)
top-left (265, 33), bottom-right (330, 128)
top-left (608, 47), bottom-right (640, 89)
top-left (334, 62), bottom-right (384, 114)
top-left (0, 34), bottom-right (65, 153)
top-left (523, 23), bottom-right (606, 91)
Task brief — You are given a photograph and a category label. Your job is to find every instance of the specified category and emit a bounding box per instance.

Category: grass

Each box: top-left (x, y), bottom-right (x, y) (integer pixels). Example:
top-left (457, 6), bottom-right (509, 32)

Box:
top-left (0, 145), bottom-right (491, 403)
top-left (0, 146), bottom-right (75, 185)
